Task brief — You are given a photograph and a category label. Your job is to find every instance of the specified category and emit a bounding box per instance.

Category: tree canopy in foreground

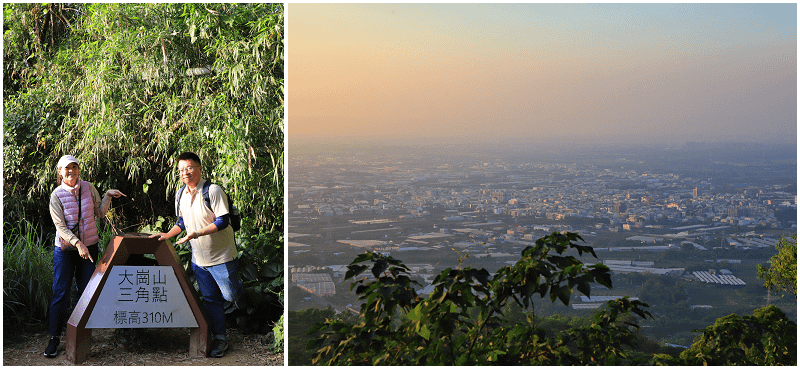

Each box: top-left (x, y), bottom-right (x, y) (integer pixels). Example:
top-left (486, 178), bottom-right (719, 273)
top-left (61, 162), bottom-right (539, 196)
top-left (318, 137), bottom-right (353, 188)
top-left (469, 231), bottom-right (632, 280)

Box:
top-left (306, 232), bottom-right (797, 366)
top-left (758, 235), bottom-right (797, 300)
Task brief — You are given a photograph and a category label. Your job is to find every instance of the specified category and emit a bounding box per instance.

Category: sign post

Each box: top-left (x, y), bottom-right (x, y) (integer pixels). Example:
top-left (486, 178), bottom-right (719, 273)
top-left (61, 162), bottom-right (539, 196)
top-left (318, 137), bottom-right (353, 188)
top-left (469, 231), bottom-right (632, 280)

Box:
top-left (65, 233), bottom-right (209, 364)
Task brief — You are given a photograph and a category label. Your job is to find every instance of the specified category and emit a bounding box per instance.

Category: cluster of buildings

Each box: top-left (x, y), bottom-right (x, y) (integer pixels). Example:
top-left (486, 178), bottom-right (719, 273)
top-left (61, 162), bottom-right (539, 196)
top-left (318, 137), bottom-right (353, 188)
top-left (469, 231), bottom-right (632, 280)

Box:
top-left (288, 153), bottom-right (795, 310)
top-left (290, 159), bottom-right (796, 233)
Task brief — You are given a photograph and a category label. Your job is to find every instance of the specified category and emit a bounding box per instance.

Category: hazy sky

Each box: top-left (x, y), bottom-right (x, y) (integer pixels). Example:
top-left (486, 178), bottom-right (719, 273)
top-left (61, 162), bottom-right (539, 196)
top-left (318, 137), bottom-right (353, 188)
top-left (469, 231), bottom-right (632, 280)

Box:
top-left (288, 3), bottom-right (797, 146)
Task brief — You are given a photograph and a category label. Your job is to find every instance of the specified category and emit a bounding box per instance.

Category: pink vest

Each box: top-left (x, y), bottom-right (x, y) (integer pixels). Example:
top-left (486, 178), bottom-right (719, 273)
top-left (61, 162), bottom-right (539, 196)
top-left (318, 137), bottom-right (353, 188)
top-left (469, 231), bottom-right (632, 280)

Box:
top-left (54, 180), bottom-right (99, 246)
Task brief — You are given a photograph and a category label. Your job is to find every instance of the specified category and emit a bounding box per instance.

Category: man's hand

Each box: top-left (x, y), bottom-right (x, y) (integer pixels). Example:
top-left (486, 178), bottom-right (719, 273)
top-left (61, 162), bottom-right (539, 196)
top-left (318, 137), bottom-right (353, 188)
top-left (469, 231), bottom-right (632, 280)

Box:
top-left (149, 233), bottom-right (169, 241)
top-left (149, 225), bottom-right (183, 243)
top-left (176, 231), bottom-right (199, 245)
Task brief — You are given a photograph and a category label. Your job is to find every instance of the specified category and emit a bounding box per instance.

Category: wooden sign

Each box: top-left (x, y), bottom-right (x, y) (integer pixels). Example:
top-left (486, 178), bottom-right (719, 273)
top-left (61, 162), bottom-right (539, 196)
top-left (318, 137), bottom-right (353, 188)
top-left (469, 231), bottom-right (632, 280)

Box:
top-left (66, 233), bottom-right (209, 364)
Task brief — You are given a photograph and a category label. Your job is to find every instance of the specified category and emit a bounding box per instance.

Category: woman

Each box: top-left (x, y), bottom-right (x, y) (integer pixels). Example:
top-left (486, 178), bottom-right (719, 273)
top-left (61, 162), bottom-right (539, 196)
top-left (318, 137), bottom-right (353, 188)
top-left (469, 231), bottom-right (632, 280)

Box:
top-left (44, 155), bottom-right (126, 358)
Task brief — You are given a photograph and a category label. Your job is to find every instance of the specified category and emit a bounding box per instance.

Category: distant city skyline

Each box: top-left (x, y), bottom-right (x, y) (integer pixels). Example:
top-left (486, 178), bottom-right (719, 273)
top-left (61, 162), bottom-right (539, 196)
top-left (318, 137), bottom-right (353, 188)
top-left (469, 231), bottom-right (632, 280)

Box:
top-left (288, 3), bottom-right (797, 147)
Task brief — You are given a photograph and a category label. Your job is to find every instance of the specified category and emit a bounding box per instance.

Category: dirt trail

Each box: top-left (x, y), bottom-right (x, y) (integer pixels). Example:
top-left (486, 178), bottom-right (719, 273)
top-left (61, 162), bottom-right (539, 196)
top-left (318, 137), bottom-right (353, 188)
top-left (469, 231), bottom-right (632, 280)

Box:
top-left (3, 328), bottom-right (282, 366)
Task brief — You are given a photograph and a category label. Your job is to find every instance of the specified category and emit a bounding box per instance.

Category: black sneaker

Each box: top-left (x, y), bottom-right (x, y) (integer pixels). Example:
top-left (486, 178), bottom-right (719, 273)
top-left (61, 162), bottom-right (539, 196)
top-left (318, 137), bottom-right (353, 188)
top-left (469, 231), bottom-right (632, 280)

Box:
top-left (44, 336), bottom-right (59, 358)
top-left (209, 338), bottom-right (229, 358)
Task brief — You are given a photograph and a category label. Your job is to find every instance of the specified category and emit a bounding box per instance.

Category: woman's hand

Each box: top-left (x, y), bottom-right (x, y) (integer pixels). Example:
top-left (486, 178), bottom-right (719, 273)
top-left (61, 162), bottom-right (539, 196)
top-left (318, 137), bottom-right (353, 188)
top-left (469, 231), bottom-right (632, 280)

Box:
top-left (106, 189), bottom-right (126, 198)
top-left (76, 241), bottom-right (95, 263)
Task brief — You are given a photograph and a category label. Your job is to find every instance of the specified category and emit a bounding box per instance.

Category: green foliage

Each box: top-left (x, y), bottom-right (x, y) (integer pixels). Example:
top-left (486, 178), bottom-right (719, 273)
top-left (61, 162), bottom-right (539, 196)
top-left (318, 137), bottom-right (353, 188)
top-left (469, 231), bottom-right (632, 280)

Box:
top-left (3, 220), bottom-right (53, 335)
top-left (638, 275), bottom-right (688, 307)
top-left (289, 307), bottom-right (358, 366)
top-left (229, 228), bottom-right (284, 334)
top-left (680, 305), bottom-right (797, 365)
top-left (553, 298), bottom-right (652, 365)
top-left (308, 232), bottom-right (652, 365)
top-left (651, 353), bottom-right (682, 365)
top-left (3, 3), bottom-right (284, 334)
top-left (757, 235), bottom-right (797, 300)
top-left (4, 3), bottom-right (283, 231)
top-left (272, 313), bottom-right (284, 353)
top-left (162, 223), bottom-right (283, 335)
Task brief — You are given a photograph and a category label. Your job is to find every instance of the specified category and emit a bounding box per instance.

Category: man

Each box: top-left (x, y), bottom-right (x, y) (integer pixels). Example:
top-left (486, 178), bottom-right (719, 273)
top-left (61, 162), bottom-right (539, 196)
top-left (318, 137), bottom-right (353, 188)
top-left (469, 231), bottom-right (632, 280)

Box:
top-left (150, 152), bottom-right (243, 358)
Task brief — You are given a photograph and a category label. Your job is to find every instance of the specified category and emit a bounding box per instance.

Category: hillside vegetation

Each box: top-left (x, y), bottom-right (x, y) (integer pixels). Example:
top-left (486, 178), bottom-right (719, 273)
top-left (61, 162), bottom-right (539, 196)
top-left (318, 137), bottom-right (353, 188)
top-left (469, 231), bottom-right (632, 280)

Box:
top-left (3, 3), bottom-right (284, 346)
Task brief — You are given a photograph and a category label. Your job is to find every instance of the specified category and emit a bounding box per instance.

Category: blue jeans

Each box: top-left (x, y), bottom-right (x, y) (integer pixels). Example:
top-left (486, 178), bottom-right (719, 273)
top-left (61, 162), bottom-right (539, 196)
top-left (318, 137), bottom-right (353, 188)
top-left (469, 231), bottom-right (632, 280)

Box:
top-left (191, 259), bottom-right (243, 336)
top-left (49, 243), bottom-right (99, 337)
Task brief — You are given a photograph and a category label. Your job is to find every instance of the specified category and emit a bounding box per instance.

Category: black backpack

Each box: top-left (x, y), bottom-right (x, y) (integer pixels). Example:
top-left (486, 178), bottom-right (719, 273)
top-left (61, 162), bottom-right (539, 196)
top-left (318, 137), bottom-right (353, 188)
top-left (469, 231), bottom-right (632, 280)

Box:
top-left (175, 180), bottom-right (241, 232)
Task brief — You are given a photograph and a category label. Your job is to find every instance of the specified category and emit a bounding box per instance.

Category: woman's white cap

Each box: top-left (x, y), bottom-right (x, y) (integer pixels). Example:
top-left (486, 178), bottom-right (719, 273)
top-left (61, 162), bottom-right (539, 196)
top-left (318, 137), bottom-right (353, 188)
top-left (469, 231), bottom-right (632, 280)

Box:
top-left (57, 155), bottom-right (79, 169)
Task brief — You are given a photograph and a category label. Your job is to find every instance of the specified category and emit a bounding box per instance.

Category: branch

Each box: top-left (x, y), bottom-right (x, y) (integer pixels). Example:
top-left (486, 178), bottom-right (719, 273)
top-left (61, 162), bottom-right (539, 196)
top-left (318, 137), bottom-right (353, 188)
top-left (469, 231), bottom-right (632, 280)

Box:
top-left (161, 37), bottom-right (168, 70)
top-left (447, 332), bottom-right (456, 364)
top-left (53, 6), bottom-right (73, 31)
top-left (465, 306), bottom-right (496, 362)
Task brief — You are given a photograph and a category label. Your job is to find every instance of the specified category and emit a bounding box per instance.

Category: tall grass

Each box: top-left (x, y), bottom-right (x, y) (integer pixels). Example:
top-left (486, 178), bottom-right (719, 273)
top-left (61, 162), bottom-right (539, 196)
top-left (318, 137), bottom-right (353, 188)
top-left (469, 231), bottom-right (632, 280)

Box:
top-left (3, 210), bottom-right (124, 339)
top-left (3, 219), bottom-right (54, 336)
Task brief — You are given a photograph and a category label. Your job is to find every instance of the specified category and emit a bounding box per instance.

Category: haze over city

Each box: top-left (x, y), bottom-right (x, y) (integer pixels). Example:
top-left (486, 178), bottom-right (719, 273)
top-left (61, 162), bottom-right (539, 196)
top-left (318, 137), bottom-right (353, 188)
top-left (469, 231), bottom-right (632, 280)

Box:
top-left (289, 3), bottom-right (796, 148)
top-left (287, 4), bottom-right (796, 363)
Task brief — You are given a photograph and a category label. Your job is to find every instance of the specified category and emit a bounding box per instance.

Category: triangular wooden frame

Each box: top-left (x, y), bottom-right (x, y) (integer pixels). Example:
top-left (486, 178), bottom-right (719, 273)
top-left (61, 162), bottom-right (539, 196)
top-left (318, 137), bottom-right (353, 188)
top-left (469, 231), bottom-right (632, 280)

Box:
top-left (65, 233), bottom-right (210, 364)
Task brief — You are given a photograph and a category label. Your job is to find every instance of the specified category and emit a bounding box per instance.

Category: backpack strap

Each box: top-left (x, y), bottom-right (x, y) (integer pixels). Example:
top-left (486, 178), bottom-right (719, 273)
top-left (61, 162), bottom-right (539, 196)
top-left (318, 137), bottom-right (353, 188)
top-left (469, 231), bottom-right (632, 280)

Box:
top-left (178, 181), bottom-right (228, 217)
top-left (201, 180), bottom-right (214, 215)
top-left (175, 184), bottom-right (186, 217)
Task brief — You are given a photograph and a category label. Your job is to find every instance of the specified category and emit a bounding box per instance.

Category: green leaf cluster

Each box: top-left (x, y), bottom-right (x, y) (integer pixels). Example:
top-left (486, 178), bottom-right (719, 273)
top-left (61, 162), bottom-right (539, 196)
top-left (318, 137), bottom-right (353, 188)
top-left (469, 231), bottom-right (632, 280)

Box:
top-left (757, 235), bottom-right (797, 300)
top-left (228, 227), bottom-right (284, 334)
top-left (679, 304), bottom-right (797, 365)
top-left (272, 313), bottom-right (284, 353)
top-left (308, 232), bottom-right (653, 365)
top-left (289, 307), bottom-right (358, 365)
